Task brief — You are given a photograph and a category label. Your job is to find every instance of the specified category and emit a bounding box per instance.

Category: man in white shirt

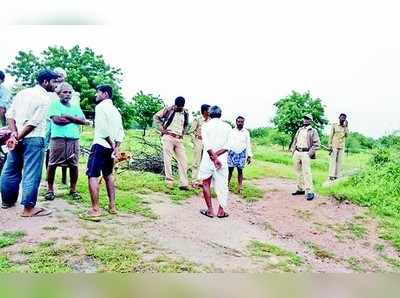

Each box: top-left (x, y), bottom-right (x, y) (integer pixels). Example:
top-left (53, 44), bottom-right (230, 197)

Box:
top-left (1, 69), bottom-right (58, 217)
top-left (0, 70), bottom-right (11, 127)
top-left (228, 116), bottom-right (252, 194)
top-left (198, 106), bottom-right (232, 218)
top-left (85, 85), bottom-right (124, 218)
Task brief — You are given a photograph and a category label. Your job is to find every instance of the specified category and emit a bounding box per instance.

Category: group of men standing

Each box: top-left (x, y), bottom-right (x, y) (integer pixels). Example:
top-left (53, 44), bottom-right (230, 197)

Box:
top-left (0, 67), bottom-right (350, 219)
top-left (153, 98), bottom-right (253, 218)
top-left (0, 68), bottom-right (124, 219)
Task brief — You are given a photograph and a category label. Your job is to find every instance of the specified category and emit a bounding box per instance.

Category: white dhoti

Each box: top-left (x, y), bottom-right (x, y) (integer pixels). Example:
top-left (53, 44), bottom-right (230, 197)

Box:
top-left (198, 152), bottom-right (229, 208)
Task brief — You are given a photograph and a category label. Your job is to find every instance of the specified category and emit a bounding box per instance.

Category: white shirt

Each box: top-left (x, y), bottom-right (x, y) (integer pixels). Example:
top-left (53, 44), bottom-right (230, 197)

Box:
top-left (93, 99), bottom-right (124, 148)
top-left (229, 127), bottom-right (253, 156)
top-left (202, 118), bottom-right (232, 166)
top-left (6, 85), bottom-right (51, 138)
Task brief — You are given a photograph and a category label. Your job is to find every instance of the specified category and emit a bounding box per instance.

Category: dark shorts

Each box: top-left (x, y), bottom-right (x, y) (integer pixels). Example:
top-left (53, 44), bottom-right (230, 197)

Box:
top-left (49, 138), bottom-right (80, 167)
top-left (86, 144), bottom-right (114, 178)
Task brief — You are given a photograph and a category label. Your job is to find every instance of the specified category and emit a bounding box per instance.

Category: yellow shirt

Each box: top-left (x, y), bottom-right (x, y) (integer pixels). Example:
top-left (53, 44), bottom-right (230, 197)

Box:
top-left (296, 126), bottom-right (309, 149)
top-left (330, 123), bottom-right (349, 149)
top-left (168, 112), bottom-right (185, 136)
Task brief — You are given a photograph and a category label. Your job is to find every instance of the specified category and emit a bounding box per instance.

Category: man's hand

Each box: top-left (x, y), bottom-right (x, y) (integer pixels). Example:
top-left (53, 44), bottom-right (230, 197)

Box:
top-left (85, 120), bottom-right (93, 126)
top-left (213, 158), bottom-right (222, 170)
top-left (6, 135), bottom-right (18, 150)
top-left (247, 156), bottom-right (252, 165)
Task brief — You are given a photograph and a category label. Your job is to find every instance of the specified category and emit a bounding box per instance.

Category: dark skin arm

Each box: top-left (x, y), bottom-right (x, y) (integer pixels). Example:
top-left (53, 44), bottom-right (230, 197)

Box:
top-left (51, 116), bottom-right (71, 126)
top-left (63, 115), bottom-right (88, 125)
top-left (207, 149), bottom-right (227, 170)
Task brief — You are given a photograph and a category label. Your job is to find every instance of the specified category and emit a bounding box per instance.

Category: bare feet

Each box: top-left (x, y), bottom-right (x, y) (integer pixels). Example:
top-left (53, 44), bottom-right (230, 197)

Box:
top-left (88, 208), bottom-right (101, 217)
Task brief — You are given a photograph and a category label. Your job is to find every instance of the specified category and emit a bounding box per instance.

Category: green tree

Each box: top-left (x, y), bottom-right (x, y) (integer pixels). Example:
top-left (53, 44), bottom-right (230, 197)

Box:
top-left (272, 90), bottom-right (328, 147)
top-left (270, 130), bottom-right (291, 150)
top-left (6, 45), bottom-right (134, 128)
top-left (131, 91), bottom-right (165, 136)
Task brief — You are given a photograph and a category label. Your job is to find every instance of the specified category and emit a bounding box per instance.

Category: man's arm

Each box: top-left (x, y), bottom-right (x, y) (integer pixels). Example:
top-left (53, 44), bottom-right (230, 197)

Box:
top-left (62, 115), bottom-right (89, 125)
top-left (308, 130), bottom-right (321, 158)
top-left (51, 116), bottom-right (71, 126)
top-left (328, 125), bottom-right (334, 148)
top-left (153, 108), bottom-right (166, 132)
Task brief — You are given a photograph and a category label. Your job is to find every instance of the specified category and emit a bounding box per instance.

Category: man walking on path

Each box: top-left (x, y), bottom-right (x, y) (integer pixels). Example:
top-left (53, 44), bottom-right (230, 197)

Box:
top-left (85, 85), bottom-right (124, 218)
top-left (228, 116), bottom-right (252, 194)
top-left (45, 82), bottom-right (91, 201)
top-left (291, 114), bottom-right (320, 201)
top-left (0, 70), bottom-right (11, 127)
top-left (328, 113), bottom-right (349, 180)
top-left (153, 96), bottom-right (190, 190)
top-left (1, 69), bottom-right (58, 216)
top-left (189, 104), bottom-right (210, 188)
top-left (198, 106), bottom-right (232, 218)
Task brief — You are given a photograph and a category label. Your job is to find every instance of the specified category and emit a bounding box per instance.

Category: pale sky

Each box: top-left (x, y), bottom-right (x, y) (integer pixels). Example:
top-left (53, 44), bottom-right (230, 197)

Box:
top-left (1, 0), bottom-right (399, 137)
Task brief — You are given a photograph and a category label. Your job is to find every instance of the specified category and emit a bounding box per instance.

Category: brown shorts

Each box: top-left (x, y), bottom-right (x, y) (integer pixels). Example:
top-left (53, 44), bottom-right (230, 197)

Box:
top-left (49, 138), bottom-right (80, 167)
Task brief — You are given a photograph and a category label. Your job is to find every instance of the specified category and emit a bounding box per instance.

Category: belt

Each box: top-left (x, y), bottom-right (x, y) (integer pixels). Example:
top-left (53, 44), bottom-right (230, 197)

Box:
top-left (296, 147), bottom-right (309, 152)
top-left (164, 131), bottom-right (183, 139)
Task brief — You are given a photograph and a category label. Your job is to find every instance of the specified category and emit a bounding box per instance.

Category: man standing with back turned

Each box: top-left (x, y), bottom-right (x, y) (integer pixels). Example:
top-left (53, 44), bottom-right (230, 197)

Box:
top-left (291, 114), bottom-right (320, 201)
top-left (328, 113), bottom-right (349, 180)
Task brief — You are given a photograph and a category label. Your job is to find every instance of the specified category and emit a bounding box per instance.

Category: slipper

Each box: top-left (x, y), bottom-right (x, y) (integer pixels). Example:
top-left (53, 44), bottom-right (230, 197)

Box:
top-left (108, 209), bottom-right (118, 215)
top-left (69, 191), bottom-right (81, 200)
top-left (21, 208), bottom-right (52, 217)
top-left (1, 203), bottom-right (15, 209)
top-left (78, 213), bottom-right (101, 222)
top-left (200, 209), bottom-right (214, 218)
top-left (217, 212), bottom-right (229, 218)
top-left (44, 191), bottom-right (55, 201)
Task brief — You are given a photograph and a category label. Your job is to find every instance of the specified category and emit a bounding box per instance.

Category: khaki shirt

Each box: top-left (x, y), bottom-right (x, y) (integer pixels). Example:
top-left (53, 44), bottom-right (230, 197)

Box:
top-left (168, 111), bottom-right (185, 136)
top-left (190, 117), bottom-right (207, 138)
top-left (329, 123), bottom-right (349, 149)
top-left (296, 126), bottom-right (309, 149)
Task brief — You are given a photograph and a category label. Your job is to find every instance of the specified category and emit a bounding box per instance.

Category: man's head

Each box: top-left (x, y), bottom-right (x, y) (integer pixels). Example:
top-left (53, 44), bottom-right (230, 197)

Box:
top-left (37, 69), bottom-right (59, 92)
top-left (53, 67), bottom-right (67, 88)
top-left (56, 82), bottom-right (73, 105)
top-left (339, 113), bottom-right (347, 125)
top-left (236, 116), bottom-right (245, 130)
top-left (201, 104), bottom-right (210, 118)
top-left (0, 70), bottom-right (5, 84)
top-left (303, 114), bottom-right (313, 126)
top-left (96, 85), bottom-right (113, 103)
top-left (209, 106), bottom-right (222, 119)
top-left (174, 96), bottom-right (185, 112)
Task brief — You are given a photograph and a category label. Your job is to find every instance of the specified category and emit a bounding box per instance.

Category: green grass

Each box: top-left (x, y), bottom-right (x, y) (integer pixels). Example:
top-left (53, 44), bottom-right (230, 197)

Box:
top-left (0, 231), bottom-right (26, 248)
top-left (0, 255), bottom-right (19, 273)
top-left (347, 222), bottom-right (367, 239)
top-left (346, 257), bottom-right (365, 273)
top-left (20, 241), bottom-right (73, 273)
top-left (305, 242), bottom-right (336, 260)
top-left (248, 240), bottom-right (303, 272)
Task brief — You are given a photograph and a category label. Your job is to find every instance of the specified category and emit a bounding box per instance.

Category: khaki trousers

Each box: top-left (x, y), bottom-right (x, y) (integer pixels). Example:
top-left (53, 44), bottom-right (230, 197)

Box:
top-left (293, 150), bottom-right (313, 193)
top-left (329, 148), bottom-right (344, 178)
top-left (162, 135), bottom-right (189, 187)
top-left (191, 137), bottom-right (203, 183)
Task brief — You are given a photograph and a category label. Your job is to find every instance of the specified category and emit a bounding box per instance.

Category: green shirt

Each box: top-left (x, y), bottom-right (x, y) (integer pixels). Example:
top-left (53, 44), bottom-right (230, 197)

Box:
top-left (48, 100), bottom-right (85, 139)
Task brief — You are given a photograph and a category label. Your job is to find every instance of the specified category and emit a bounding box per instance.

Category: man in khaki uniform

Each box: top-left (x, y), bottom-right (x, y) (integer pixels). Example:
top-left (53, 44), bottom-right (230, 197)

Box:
top-left (328, 113), bottom-right (349, 180)
top-left (189, 104), bottom-right (210, 187)
top-left (153, 96), bottom-right (190, 190)
top-left (291, 114), bottom-right (321, 201)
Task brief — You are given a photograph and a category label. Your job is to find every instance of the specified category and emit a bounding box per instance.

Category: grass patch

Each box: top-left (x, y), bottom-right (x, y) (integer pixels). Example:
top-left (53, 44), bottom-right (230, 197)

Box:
top-left (347, 222), bottom-right (367, 239)
top-left (346, 257), bottom-right (365, 272)
top-left (0, 255), bottom-right (19, 273)
top-left (374, 244), bottom-right (385, 253)
top-left (382, 256), bottom-right (400, 270)
top-left (305, 242), bottom-right (336, 260)
top-left (0, 231), bottom-right (26, 248)
top-left (151, 255), bottom-right (205, 273)
top-left (21, 241), bottom-right (73, 273)
top-left (248, 240), bottom-right (303, 272)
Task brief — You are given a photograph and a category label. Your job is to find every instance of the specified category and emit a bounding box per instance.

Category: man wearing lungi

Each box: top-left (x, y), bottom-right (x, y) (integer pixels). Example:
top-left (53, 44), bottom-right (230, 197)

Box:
top-left (228, 116), bottom-right (252, 194)
top-left (198, 106), bottom-right (232, 218)
top-left (45, 82), bottom-right (91, 201)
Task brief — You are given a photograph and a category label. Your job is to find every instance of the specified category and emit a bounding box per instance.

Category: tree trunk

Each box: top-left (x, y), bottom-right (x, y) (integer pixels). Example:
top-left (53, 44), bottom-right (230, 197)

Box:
top-left (142, 126), bottom-right (146, 137)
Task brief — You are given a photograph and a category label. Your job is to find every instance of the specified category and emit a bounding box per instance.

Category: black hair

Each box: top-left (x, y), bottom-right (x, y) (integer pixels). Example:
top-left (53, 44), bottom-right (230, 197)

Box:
top-left (201, 104), bottom-right (210, 114)
top-left (36, 69), bottom-right (59, 85)
top-left (0, 70), bottom-right (5, 81)
top-left (236, 116), bottom-right (245, 121)
top-left (175, 96), bottom-right (185, 107)
top-left (96, 84), bottom-right (113, 99)
top-left (209, 106), bottom-right (222, 119)
top-left (339, 113), bottom-right (347, 118)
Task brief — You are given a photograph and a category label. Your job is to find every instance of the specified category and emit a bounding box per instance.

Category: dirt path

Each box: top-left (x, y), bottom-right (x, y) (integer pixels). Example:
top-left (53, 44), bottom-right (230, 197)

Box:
top-left (1, 177), bottom-right (399, 272)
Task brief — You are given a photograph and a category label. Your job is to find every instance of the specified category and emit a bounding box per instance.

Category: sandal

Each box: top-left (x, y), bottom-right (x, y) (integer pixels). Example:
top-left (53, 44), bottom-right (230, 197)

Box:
top-left (1, 203), bottom-right (15, 209)
top-left (78, 213), bottom-right (101, 222)
top-left (21, 208), bottom-right (52, 217)
top-left (69, 191), bottom-right (81, 200)
top-left (217, 212), bottom-right (229, 218)
top-left (200, 209), bottom-right (214, 218)
top-left (44, 191), bottom-right (55, 201)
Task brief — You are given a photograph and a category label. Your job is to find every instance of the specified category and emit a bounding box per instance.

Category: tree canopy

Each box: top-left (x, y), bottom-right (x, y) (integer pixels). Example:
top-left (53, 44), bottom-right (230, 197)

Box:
top-left (7, 45), bottom-right (134, 128)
